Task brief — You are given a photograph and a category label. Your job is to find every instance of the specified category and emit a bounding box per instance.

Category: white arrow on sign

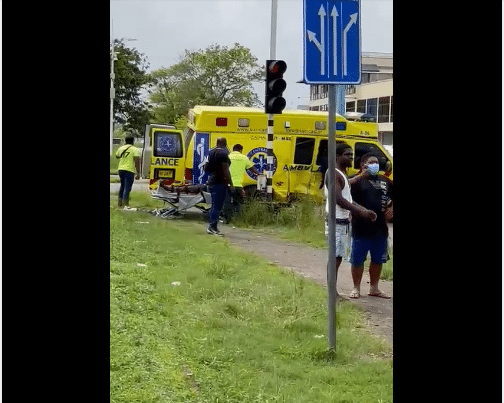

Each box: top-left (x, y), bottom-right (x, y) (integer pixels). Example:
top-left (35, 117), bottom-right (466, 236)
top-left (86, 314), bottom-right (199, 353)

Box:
top-left (330, 5), bottom-right (339, 76)
top-left (307, 4), bottom-right (326, 75)
top-left (343, 12), bottom-right (358, 76)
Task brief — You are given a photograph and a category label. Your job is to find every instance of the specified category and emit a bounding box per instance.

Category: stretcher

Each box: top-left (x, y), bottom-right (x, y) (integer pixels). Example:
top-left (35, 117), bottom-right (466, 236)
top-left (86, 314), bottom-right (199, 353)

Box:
top-left (150, 181), bottom-right (212, 219)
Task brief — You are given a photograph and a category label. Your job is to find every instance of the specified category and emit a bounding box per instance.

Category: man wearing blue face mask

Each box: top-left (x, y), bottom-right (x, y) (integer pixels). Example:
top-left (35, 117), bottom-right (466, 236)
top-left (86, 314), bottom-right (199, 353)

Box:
top-left (348, 152), bottom-right (393, 299)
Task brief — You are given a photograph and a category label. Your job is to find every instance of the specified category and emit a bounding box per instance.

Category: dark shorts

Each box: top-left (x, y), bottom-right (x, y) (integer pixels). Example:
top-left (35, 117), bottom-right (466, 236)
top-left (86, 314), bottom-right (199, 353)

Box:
top-left (350, 235), bottom-right (389, 266)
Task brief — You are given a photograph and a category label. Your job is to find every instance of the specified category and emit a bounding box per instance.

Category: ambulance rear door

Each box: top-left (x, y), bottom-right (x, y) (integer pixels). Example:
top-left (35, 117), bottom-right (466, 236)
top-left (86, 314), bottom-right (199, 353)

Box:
top-left (147, 125), bottom-right (185, 189)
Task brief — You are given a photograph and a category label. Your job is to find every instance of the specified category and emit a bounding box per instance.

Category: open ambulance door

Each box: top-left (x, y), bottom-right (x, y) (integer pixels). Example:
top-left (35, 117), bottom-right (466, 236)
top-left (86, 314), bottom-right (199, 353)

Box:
top-left (142, 124), bottom-right (185, 190)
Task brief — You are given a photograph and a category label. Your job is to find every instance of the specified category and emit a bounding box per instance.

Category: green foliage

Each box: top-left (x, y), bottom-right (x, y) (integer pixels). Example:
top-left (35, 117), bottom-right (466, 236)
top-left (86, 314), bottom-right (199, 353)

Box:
top-left (149, 43), bottom-right (264, 124)
top-left (380, 246), bottom-right (393, 281)
top-left (233, 197), bottom-right (327, 248)
top-left (112, 39), bottom-right (152, 137)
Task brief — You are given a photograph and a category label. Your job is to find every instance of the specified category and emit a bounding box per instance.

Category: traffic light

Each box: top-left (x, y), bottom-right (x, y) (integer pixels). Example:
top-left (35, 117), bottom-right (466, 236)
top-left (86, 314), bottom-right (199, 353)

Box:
top-left (265, 60), bottom-right (287, 114)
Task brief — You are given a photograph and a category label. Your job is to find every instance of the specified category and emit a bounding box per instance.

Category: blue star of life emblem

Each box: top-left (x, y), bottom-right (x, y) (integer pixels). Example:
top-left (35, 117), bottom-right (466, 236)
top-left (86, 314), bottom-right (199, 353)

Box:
top-left (246, 147), bottom-right (277, 180)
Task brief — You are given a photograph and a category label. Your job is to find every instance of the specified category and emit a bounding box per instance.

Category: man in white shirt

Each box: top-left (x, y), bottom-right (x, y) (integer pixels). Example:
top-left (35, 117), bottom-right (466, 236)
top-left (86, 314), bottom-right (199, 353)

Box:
top-left (324, 142), bottom-right (376, 296)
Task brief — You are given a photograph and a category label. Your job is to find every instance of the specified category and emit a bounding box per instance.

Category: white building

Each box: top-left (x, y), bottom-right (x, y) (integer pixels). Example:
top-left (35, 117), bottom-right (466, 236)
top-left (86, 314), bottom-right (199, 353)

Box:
top-left (308, 52), bottom-right (393, 147)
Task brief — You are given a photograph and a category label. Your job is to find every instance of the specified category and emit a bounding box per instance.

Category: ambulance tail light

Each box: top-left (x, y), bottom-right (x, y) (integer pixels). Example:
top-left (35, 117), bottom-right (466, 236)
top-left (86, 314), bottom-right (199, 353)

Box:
top-left (216, 118), bottom-right (227, 126)
top-left (185, 168), bottom-right (193, 181)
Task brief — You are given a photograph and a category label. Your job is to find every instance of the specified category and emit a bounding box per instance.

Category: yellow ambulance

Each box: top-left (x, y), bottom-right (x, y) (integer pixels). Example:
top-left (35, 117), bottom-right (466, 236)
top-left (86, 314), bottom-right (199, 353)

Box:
top-left (141, 124), bottom-right (186, 189)
top-left (181, 105), bottom-right (393, 202)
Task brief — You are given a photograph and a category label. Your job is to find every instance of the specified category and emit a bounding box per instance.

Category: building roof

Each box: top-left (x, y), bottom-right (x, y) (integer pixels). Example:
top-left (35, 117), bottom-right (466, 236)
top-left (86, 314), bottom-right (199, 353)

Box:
top-left (362, 52), bottom-right (393, 58)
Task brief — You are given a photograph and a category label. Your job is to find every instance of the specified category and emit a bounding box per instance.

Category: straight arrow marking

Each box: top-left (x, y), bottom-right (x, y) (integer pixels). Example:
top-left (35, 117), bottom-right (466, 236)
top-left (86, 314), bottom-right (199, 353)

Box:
top-left (330, 5), bottom-right (338, 76)
top-left (319, 4), bottom-right (326, 75)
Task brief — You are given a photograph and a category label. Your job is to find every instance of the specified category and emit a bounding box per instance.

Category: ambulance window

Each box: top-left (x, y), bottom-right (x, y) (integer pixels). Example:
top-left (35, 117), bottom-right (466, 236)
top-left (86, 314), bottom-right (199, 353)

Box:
top-left (315, 140), bottom-right (347, 166)
top-left (354, 142), bottom-right (389, 171)
top-left (294, 137), bottom-right (315, 165)
top-left (315, 140), bottom-right (328, 166)
top-left (153, 132), bottom-right (183, 158)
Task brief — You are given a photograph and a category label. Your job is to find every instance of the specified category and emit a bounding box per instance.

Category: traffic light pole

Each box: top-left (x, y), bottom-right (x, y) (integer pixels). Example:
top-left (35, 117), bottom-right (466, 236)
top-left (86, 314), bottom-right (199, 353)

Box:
top-left (270, 0), bottom-right (277, 59)
top-left (267, 0), bottom-right (278, 200)
top-left (326, 84), bottom-right (337, 354)
top-left (266, 114), bottom-right (274, 200)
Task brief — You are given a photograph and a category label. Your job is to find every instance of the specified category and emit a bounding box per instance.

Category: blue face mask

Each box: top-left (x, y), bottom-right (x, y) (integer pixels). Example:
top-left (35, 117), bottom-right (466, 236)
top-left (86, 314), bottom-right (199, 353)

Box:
top-left (367, 163), bottom-right (380, 176)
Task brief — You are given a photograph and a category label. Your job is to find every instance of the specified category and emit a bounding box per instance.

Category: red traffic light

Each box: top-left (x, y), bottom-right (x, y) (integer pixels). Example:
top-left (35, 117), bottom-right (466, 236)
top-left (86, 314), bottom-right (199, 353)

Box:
top-left (265, 59), bottom-right (287, 114)
top-left (267, 60), bottom-right (287, 75)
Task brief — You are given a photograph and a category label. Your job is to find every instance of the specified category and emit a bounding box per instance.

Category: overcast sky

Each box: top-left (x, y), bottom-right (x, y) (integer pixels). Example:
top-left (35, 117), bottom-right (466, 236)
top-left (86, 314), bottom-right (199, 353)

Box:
top-left (110, 0), bottom-right (392, 109)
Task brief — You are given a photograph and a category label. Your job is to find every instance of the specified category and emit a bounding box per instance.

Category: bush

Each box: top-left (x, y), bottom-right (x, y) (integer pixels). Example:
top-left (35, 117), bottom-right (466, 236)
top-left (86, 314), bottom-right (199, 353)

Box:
top-left (234, 196), bottom-right (325, 231)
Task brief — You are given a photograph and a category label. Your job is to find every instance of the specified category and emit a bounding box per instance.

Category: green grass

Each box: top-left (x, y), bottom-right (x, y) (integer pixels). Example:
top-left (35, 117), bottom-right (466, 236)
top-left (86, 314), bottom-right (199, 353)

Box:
top-left (380, 246), bottom-right (393, 281)
top-left (111, 145), bottom-right (120, 175)
top-left (231, 197), bottom-right (327, 248)
top-left (231, 198), bottom-right (393, 281)
top-left (110, 200), bottom-right (392, 403)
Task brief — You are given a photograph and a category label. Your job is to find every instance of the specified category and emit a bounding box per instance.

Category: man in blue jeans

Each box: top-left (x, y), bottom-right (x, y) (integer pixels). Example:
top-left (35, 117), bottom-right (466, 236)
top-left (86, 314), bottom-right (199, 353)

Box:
top-left (348, 152), bottom-right (393, 298)
top-left (115, 136), bottom-right (141, 210)
top-left (205, 138), bottom-right (234, 235)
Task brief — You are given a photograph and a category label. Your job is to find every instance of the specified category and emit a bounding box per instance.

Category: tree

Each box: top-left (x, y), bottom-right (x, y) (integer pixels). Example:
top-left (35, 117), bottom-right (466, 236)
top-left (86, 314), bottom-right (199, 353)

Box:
top-left (149, 43), bottom-right (264, 124)
top-left (111, 39), bottom-right (152, 137)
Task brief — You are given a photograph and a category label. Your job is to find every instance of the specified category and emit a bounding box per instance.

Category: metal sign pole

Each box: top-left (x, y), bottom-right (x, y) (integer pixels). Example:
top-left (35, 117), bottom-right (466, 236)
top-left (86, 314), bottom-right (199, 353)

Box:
top-left (326, 84), bottom-right (337, 354)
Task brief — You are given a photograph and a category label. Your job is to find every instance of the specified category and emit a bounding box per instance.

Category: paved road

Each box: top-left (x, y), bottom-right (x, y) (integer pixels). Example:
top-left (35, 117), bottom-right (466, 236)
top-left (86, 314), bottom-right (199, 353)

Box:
top-left (110, 177), bottom-right (150, 193)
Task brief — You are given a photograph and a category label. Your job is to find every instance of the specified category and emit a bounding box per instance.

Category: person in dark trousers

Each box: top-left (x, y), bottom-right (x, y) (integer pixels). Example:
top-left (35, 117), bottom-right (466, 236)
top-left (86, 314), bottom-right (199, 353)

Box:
top-left (115, 136), bottom-right (141, 210)
top-left (205, 138), bottom-right (234, 235)
top-left (222, 144), bottom-right (261, 223)
top-left (324, 143), bottom-right (376, 296)
top-left (348, 152), bottom-right (393, 298)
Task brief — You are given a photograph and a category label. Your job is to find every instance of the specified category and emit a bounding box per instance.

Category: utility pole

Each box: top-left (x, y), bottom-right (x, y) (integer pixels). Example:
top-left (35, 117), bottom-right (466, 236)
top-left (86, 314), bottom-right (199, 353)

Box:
top-left (110, 20), bottom-right (115, 156)
top-left (110, 23), bottom-right (137, 155)
top-left (266, 0), bottom-right (278, 200)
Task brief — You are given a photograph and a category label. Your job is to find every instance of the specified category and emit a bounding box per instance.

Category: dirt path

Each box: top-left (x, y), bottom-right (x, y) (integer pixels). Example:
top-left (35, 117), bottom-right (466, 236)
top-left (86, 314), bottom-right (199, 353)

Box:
top-left (221, 225), bottom-right (393, 346)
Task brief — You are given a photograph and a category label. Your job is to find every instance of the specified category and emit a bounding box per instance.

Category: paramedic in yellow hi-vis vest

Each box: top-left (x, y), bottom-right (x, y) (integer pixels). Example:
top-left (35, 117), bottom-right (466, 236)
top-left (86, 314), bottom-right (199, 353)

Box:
top-left (115, 136), bottom-right (141, 210)
top-left (222, 144), bottom-right (261, 223)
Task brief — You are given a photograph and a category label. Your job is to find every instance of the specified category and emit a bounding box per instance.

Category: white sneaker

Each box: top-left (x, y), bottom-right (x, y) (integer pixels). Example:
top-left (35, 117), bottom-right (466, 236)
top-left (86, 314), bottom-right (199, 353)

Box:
top-left (122, 206), bottom-right (137, 211)
top-left (206, 227), bottom-right (223, 236)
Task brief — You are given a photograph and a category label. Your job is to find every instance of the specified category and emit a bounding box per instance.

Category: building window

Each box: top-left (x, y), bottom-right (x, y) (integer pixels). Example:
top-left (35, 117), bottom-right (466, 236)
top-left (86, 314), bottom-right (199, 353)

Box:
top-left (356, 99), bottom-right (366, 113)
top-left (320, 85), bottom-right (328, 99)
top-left (366, 98), bottom-right (377, 120)
top-left (346, 101), bottom-right (356, 113)
top-left (390, 96), bottom-right (393, 122)
top-left (378, 96), bottom-right (390, 123)
top-left (346, 85), bottom-right (356, 95)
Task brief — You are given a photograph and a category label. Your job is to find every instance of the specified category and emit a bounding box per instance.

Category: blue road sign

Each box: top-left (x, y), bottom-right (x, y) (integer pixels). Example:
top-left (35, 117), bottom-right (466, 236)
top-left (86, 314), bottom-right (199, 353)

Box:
top-left (303, 0), bottom-right (361, 84)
